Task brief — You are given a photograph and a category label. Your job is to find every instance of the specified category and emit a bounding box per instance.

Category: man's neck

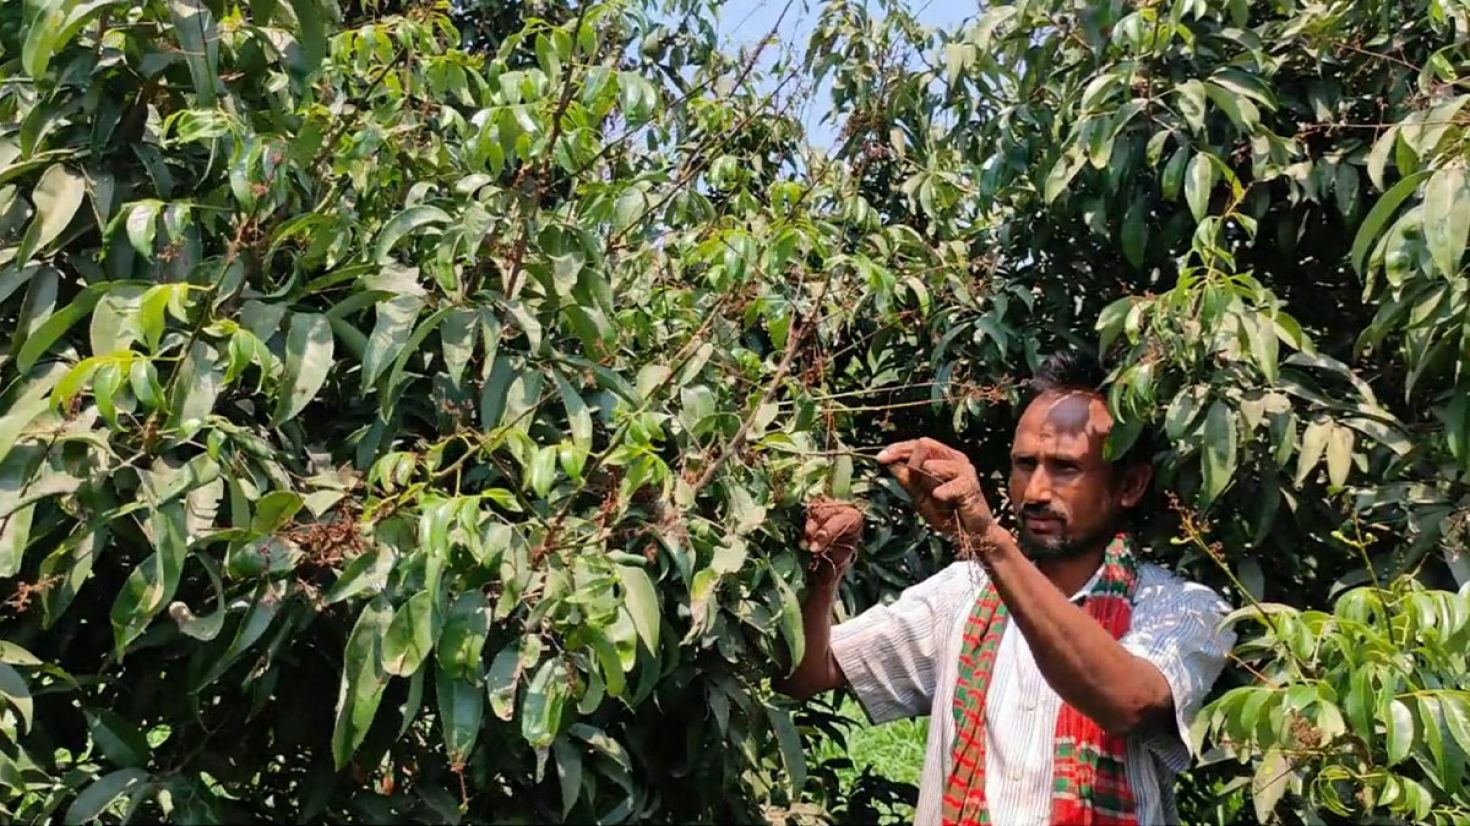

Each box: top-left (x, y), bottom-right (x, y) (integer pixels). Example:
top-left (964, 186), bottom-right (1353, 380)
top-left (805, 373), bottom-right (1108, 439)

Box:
top-left (1034, 544), bottom-right (1109, 598)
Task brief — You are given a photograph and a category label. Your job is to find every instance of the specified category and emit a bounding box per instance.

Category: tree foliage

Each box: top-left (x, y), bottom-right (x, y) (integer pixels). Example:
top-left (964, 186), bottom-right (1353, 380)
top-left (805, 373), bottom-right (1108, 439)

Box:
top-left (2, 0), bottom-right (1470, 823)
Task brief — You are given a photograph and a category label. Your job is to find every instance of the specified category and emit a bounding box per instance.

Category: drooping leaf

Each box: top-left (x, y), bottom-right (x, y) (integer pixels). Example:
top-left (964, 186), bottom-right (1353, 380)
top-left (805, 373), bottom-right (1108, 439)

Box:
top-left (617, 564), bottom-right (659, 653)
top-left (1424, 166), bottom-right (1470, 277)
top-left (382, 589), bottom-right (437, 677)
top-left (436, 665), bottom-right (484, 767)
top-left (521, 658), bottom-right (569, 749)
top-left (273, 312), bottom-right (333, 424)
top-left (1185, 153), bottom-right (1215, 221)
top-left (331, 597), bottom-right (392, 768)
top-left (63, 769), bottom-right (151, 826)
top-left (375, 205), bottom-right (451, 264)
top-left (1201, 401), bottom-right (1237, 506)
top-left (87, 709), bottom-right (152, 769)
top-left (109, 501), bottom-right (189, 657)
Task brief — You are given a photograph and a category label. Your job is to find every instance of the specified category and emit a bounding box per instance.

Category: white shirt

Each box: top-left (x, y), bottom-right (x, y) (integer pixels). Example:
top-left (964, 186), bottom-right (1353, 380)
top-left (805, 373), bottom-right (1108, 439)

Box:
top-left (829, 559), bottom-right (1234, 825)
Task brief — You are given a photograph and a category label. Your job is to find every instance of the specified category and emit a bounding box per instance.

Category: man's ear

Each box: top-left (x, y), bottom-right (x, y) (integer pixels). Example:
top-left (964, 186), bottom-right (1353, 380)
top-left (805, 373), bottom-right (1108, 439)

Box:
top-left (1117, 461), bottom-right (1152, 509)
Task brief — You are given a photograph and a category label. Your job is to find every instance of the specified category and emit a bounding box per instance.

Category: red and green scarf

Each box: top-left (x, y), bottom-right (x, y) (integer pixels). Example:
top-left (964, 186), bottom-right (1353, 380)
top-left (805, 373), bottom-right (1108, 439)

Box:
top-left (941, 534), bottom-right (1140, 826)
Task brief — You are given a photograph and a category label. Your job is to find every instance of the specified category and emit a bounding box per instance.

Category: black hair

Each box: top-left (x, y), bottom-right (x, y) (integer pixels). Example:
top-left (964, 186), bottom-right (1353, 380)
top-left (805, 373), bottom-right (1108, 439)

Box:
top-left (1024, 349), bottom-right (1156, 469)
top-left (1028, 349), bottom-right (1107, 400)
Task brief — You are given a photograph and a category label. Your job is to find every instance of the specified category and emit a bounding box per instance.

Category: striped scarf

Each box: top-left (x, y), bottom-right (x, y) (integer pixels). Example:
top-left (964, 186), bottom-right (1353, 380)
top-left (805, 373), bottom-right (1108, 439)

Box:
top-left (941, 533), bottom-right (1140, 826)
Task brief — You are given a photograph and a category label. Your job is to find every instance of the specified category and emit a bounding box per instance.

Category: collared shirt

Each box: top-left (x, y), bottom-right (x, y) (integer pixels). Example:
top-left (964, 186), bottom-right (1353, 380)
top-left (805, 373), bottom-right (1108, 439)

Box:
top-left (830, 558), bottom-right (1234, 825)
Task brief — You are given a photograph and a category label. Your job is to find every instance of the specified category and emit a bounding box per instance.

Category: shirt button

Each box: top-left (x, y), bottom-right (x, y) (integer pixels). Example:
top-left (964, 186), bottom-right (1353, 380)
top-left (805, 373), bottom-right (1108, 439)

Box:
top-left (1010, 768), bottom-right (1022, 781)
top-left (1024, 698), bottom-right (1036, 711)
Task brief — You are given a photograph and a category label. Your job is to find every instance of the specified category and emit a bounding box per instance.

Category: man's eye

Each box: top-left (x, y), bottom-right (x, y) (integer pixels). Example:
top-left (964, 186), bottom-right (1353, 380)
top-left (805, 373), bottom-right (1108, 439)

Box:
top-left (1014, 457), bottom-right (1036, 470)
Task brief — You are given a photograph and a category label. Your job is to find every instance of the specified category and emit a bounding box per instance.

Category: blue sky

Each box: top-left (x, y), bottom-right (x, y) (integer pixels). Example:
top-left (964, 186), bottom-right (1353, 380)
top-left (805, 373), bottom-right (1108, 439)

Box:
top-left (709, 0), bottom-right (976, 147)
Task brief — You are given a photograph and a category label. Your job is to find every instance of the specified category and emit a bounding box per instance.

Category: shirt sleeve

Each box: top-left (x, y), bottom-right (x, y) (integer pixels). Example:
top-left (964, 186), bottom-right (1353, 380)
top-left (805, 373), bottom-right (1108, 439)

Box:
top-left (1119, 576), bottom-right (1235, 768)
top-left (830, 561), bottom-right (978, 724)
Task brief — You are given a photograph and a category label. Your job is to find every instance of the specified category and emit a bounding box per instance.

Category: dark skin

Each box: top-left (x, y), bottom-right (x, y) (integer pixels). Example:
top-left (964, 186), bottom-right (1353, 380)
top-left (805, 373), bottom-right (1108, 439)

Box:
top-left (775, 390), bottom-right (1173, 737)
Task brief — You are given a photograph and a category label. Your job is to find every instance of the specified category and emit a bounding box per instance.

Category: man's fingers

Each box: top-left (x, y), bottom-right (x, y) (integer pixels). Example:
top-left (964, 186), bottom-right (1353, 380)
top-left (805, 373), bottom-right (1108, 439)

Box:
top-left (919, 458), bottom-right (967, 482)
top-left (931, 478), bottom-right (974, 503)
top-left (877, 440), bottom-right (917, 465)
top-left (804, 515), bottom-right (820, 538)
top-left (812, 527), bottom-right (832, 548)
top-left (827, 509), bottom-right (863, 538)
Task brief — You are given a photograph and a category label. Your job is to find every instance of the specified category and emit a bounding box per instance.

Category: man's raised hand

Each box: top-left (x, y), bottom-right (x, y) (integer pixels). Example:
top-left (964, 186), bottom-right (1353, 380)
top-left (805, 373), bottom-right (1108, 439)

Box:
top-left (877, 437), bottom-right (994, 536)
top-left (803, 498), bottom-right (863, 581)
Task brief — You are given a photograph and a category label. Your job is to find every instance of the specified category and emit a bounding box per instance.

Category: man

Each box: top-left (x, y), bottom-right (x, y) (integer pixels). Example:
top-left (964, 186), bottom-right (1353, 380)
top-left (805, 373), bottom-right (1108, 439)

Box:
top-left (776, 351), bottom-right (1234, 826)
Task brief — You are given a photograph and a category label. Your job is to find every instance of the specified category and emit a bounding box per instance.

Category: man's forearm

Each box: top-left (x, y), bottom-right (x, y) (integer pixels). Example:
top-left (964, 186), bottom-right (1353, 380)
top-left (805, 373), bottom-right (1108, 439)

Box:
top-left (772, 572), bottom-right (846, 700)
top-left (978, 526), bottom-right (1170, 735)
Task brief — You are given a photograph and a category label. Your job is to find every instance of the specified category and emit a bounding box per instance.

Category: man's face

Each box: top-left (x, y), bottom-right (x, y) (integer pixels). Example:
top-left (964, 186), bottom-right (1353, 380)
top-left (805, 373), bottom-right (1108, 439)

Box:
top-left (1007, 390), bottom-right (1149, 561)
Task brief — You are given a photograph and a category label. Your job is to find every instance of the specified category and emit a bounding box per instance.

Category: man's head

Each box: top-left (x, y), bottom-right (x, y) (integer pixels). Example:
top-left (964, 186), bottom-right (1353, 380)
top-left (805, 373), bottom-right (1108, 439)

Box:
top-left (1008, 351), bottom-right (1152, 562)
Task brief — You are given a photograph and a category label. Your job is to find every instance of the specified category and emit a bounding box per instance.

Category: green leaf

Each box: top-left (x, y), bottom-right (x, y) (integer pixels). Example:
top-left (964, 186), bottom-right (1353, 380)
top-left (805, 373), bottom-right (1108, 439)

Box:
top-left (250, 490), bottom-right (303, 536)
top-left (1185, 152), bottom-right (1215, 221)
top-left (375, 205), bottom-right (451, 264)
top-left (1121, 198), bottom-right (1148, 268)
top-left (63, 769), bottom-right (150, 826)
top-left (361, 295), bottom-right (424, 390)
top-left (1351, 170), bottom-right (1430, 274)
top-left (502, 299), bottom-right (542, 353)
top-left (485, 643), bottom-right (519, 721)
top-left (618, 564), bottom-right (659, 652)
top-left (109, 501), bottom-right (188, 657)
top-left (436, 666), bottom-right (484, 768)
top-left (584, 626), bottom-right (625, 698)
top-left (325, 544), bottom-right (394, 604)
top-left (554, 739), bottom-right (582, 820)
top-left (1387, 697), bottom-right (1414, 765)
top-left (20, 163), bottom-right (85, 263)
top-left (1042, 147), bottom-right (1085, 203)
top-left (1325, 424), bottom-right (1354, 489)
top-left (440, 307), bottom-right (476, 388)
top-left (0, 664), bottom-right (33, 734)
top-left (521, 659), bottom-right (569, 749)
top-left (168, 0), bottom-right (220, 105)
top-left (830, 453), bottom-right (853, 499)
top-left (1417, 696), bottom-right (1449, 785)
top-left (1161, 146), bottom-right (1189, 201)
top-left (332, 596), bottom-right (392, 768)
top-left (524, 444), bottom-right (555, 499)
top-left (1296, 416), bottom-right (1331, 486)
top-left (1443, 694), bottom-right (1470, 755)
top-left (286, 0), bottom-right (325, 71)
top-left (17, 284), bottom-right (107, 372)
top-left (0, 503), bottom-right (36, 582)
top-left (0, 642), bottom-right (41, 666)
top-left (1201, 401), bottom-right (1237, 506)
top-left (21, 0), bottom-right (67, 78)
top-left (1424, 166), bottom-right (1470, 277)
top-left (553, 372), bottom-right (592, 453)
top-left (273, 312), bottom-right (333, 424)
top-left (87, 709), bottom-right (151, 769)
top-left (1251, 749), bottom-right (1290, 823)
top-left (436, 591), bottom-right (490, 682)
top-left (1346, 667), bottom-right (1375, 745)
top-left (1176, 80), bottom-right (1207, 133)
top-left (382, 590), bottom-right (437, 677)
top-left (772, 567), bottom-right (804, 676)
top-left (479, 355), bottom-right (515, 430)
top-left (124, 200), bottom-right (162, 258)
top-left (768, 707), bottom-right (807, 797)
top-left (1095, 297), bottom-right (1132, 355)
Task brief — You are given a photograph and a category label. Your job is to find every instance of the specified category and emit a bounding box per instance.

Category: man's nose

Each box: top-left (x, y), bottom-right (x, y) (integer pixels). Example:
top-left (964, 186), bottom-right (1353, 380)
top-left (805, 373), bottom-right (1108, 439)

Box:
top-left (1022, 466), bottom-right (1053, 505)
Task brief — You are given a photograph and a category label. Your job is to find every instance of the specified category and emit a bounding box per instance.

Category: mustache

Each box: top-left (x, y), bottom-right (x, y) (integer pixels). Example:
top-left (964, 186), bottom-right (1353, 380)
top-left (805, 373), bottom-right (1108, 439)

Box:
top-left (1019, 504), bottom-right (1065, 520)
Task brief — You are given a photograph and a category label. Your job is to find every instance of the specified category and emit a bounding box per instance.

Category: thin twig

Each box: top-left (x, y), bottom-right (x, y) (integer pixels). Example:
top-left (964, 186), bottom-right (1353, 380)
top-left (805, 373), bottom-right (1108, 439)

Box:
top-left (502, 1), bottom-right (593, 298)
top-left (690, 301), bottom-right (810, 492)
top-left (310, 46), bottom-right (409, 175)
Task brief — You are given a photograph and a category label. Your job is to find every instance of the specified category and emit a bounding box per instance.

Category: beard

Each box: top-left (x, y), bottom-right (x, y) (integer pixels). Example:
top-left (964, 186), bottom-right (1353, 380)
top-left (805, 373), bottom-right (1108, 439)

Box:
top-left (1016, 511), bottom-right (1102, 562)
